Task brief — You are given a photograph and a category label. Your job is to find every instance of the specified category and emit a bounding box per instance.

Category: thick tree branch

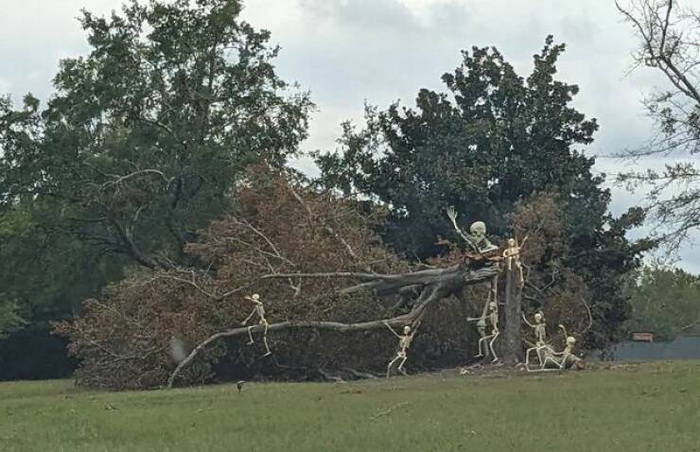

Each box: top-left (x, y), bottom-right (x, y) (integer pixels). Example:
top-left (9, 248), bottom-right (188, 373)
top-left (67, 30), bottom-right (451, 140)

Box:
top-left (167, 315), bottom-right (419, 388)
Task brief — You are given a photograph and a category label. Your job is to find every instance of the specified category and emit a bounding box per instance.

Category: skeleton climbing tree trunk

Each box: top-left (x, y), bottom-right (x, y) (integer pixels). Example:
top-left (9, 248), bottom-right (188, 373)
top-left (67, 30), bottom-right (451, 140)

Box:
top-left (503, 264), bottom-right (523, 364)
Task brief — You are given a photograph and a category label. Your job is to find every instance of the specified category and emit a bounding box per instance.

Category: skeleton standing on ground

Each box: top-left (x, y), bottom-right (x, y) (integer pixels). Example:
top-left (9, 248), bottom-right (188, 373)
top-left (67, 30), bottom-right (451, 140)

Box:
top-left (522, 311), bottom-right (548, 371)
top-left (384, 320), bottom-right (420, 378)
top-left (241, 293), bottom-right (272, 356)
top-left (467, 301), bottom-right (500, 362)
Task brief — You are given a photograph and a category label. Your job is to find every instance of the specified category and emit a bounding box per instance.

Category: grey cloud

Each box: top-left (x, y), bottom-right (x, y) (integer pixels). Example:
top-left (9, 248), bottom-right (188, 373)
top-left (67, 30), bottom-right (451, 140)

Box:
top-left (1, 0), bottom-right (698, 271)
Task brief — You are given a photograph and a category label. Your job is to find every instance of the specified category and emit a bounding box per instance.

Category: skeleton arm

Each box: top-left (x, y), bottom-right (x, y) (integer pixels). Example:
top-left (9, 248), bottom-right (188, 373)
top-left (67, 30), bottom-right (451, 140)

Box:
top-left (522, 313), bottom-right (535, 328)
top-left (383, 321), bottom-right (402, 339)
top-left (559, 324), bottom-right (569, 339)
top-left (467, 314), bottom-right (488, 322)
top-left (446, 207), bottom-right (479, 252)
top-left (241, 309), bottom-right (257, 325)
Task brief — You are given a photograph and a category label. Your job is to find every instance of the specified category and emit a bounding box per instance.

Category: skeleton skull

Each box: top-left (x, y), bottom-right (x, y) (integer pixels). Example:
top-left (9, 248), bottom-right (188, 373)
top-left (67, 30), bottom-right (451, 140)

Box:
top-left (470, 221), bottom-right (487, 237)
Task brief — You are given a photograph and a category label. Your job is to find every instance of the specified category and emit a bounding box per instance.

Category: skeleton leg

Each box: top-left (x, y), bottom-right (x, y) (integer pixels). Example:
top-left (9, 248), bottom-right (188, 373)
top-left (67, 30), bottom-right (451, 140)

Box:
top-left (262, 322), bottom-right (271, 356)
top-left (525, 346), bottom-right (536, 371)
top-left (386, 355), bottom-right (401, 378)
top-left (396, 355), bottom-right (409, 376)
top-left (488, 331), bottom-right (500, 362)
top-left (246, 326), bottom-right (255, 345)
top-left (540, 355), bottom-right (565, 371)
top-left (490, 276), bottom-right (498, 305)
top-left (475, 336), bottom-right (487, 358)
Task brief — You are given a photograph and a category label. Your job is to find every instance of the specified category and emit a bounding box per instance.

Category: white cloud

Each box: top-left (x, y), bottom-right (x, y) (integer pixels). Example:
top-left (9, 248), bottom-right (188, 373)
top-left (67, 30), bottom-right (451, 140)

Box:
top-left (1, 0), bottom-right (698, 271)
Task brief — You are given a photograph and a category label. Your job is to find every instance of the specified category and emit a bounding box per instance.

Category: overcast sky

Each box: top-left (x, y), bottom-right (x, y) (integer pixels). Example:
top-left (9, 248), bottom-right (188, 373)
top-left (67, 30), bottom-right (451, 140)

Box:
top-left (1, 0), bottom-right (699, 271)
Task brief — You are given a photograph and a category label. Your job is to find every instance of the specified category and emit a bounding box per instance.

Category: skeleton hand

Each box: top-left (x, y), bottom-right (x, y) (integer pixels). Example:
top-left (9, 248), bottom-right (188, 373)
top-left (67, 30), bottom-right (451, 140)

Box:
top-left (446, 206), bottom-right (458, 223)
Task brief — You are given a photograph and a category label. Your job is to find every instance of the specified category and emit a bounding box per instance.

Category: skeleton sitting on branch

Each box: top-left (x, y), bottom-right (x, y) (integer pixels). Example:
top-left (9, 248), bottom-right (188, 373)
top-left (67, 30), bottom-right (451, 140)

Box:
top-left (446, 206), bottom-right (499, 255)
top-left (241, 293), bottom-right (272, 356)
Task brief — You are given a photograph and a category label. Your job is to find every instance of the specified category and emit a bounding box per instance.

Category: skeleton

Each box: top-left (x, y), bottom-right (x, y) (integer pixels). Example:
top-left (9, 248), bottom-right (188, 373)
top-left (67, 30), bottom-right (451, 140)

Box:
top-left (467, 301), bottom-right (500, 362)
top-left (446, 206), bottom-right (499, 254)
top-left (241, 293), bottom-right (272, 356)
top-left (472, 278), bottom-right (499, 358)
top-left (536, 325), bottom-right (583, 371)
top-left (384, 320), bottom-right (420, 378)
top-left (503, 237), bottom-right (526, 286)
top-left (522, 311), bottom-right (548, 371)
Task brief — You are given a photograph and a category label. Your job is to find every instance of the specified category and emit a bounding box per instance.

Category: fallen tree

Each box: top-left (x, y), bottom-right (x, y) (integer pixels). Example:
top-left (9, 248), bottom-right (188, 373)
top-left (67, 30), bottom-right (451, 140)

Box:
top-left (56, 168), bottom-right (592, 390)
top-left (167, 261), bottom-right (499, 387)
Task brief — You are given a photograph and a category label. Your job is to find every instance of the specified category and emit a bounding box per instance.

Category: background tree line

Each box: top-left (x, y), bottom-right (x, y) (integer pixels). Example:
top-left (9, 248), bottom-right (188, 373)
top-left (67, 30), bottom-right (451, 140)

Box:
top-left (0, 0), bottom-right (696, 386)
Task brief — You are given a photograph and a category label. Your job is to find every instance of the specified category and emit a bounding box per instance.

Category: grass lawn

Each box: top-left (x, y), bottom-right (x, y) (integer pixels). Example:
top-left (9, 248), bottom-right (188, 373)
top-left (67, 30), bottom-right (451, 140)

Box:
top-left (0, 361), bottom-right (698, 451)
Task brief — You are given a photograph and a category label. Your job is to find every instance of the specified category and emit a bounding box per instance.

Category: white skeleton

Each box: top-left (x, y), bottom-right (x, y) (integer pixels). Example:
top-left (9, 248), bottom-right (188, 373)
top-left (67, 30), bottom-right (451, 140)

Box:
top-left (536, 325), bottom-right (583, 371)
top-left (241, 293), bottom-right (272, 356)
top-left (446, 206), bottom-right (499, 254)
top-left (522, 311), bottom-right (548, 371)
top-left (468, 301), bottom-right (500, 362)
top-left (384, 320), bottom-right (420, 378)
top-left (503, 237), bottom-right (526, 286)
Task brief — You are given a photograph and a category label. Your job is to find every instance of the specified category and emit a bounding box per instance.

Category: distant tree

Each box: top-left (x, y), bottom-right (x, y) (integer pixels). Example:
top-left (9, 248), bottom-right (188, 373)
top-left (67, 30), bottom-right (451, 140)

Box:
top-left (617, 0), bottom-right (700, 250)
top-left (622, 264), bottom-right (700, 340)
top-left (0, 0), bottom-right (311, 378)
top-left (315, 37), bottom-right (653, 347)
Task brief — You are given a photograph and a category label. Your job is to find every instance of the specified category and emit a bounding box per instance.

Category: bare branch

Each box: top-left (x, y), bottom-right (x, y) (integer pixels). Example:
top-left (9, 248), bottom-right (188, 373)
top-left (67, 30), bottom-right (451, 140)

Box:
top-left (167, 315), bottom-right (420, 388)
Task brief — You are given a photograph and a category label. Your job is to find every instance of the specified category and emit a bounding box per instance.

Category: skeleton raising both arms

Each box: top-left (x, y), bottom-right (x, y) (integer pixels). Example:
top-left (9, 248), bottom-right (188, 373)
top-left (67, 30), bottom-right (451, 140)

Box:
top-left (384, 320), bottom-right (420, 378)
top-left (503, 237), bottom-right (527, 286)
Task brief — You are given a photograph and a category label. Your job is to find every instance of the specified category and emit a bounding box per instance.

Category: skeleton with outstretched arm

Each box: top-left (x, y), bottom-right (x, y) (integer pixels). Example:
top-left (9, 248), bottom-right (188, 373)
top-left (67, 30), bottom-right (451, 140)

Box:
top-left (384, 318), bottom-right (421, 378)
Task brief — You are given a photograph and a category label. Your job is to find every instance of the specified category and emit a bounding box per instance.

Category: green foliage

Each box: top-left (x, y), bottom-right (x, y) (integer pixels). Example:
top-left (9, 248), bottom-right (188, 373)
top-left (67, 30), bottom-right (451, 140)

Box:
top-left (315, 36), bottom-right (652, 346)
top-left (622, 264), bottom-right (700, 341)
top-left (0, 0), bottom-right (311, 378)
top-left (316, 37), bottom-right (600, 256)
top-left (0, 361), bottom-right (698, 451)
top-left (1, 0), bottom-right (312, 269)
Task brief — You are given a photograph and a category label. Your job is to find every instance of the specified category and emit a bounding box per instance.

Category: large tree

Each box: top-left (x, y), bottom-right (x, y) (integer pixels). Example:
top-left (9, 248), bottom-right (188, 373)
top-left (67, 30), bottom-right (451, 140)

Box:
top-left (56, 167), bottom-right (503, 389)
top-left (315, 37), bottom-right (652, 347)
top-left (0, 0), bottom-right (311, 378)
top-left (617, 0), bottom-right (700, 250)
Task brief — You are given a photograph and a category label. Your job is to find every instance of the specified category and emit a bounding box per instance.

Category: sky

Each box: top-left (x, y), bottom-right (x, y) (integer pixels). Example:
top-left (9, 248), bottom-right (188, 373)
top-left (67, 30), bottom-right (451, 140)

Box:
top-left (1, 0), bottom-right (699, 271)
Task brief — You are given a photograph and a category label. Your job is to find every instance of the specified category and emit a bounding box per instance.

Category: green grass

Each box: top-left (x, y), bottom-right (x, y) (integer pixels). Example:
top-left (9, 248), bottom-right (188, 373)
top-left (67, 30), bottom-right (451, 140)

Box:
top-left (1, 361), bottom-right (699, 452)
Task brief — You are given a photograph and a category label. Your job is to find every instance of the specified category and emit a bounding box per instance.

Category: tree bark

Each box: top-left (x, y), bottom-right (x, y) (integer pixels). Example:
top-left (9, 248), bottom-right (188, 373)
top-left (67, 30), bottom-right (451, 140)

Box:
top-left (502, 265), bottom-right (523, 364)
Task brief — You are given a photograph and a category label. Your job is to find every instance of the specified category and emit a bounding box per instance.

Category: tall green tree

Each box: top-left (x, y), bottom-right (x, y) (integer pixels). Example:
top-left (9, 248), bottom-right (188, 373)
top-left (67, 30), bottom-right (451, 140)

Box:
top-left (0, 0), bottom-right (311, 378)
top-left (316, 37), bottom-right (652, 346)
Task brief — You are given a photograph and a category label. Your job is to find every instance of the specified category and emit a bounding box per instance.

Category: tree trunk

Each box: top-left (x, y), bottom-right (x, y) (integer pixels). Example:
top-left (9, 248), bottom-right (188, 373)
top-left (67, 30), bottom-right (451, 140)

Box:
top-left (503, 265), bottom-right (522, 364)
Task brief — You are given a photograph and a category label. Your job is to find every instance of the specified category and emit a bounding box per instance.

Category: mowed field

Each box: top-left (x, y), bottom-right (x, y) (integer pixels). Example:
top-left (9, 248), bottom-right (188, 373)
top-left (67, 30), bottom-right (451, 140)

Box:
top-left (0, 361), bottom-right (698, 452)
